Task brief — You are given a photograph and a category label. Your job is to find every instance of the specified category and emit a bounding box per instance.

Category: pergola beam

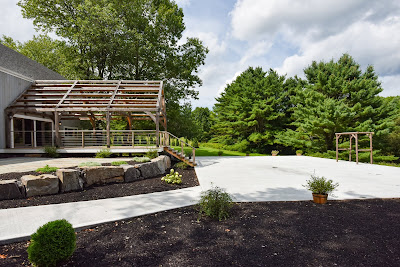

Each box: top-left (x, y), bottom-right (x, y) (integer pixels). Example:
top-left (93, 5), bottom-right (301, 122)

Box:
top-left (335, 132), bottom-right (374, 164)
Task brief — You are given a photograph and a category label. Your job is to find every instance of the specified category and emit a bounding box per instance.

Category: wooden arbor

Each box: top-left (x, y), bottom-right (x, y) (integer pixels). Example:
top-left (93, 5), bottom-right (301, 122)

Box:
top-left (335, 132), bottom-right (374, 164)
top-left (5, 80), bottom-right (167, 148)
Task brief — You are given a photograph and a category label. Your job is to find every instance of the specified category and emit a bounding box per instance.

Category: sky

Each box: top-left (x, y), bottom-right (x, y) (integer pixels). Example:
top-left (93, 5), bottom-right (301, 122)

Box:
top-left (1, 0), bottom-right (400, 108)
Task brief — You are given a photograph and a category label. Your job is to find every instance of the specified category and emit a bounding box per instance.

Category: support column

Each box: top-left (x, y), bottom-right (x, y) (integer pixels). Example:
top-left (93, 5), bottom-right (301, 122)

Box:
top-left (370, 133), bottom-right (373, 164)
top-left (106, 111), bottom-right (111, 148)
top-left (33, 120), bottom-right (37, 148)
top-left (10, 115), bottom-right (14, 148)
top-left (355, 133), bottom-right (359, 164)
top-left (54, 111), bottom-right (61, 147)
top-left (155, 111), bottom-right (160, 147)
top-left (349, 136), bottom-right (352, 162)
top-left (335, 134), bottom-right (339, 162)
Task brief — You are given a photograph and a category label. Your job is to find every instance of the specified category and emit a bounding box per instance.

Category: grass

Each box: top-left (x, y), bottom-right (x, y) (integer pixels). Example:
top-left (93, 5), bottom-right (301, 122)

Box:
top-left (172, 144), bottom-right (266, 157)
top-left (36, 165), bottom-right (59, 173)
top-left (111, 161), bottom-right (128, 166)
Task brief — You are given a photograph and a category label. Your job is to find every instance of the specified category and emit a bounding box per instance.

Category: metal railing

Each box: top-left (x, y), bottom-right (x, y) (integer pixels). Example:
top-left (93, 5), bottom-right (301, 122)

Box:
top-left (11, 130), bottom-right (54, 148)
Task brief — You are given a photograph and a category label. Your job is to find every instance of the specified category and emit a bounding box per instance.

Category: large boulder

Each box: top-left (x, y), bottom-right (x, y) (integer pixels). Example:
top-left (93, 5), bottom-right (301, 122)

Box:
top-left (137, 162), bottom-right (162, 179)
top-left (80, 166), bottom-right (124, 187)
top-left (151, 156), bottom-right (167, 174)
top-left (57, 169), bottom-right (83, 192)
top-left (161, 155), bottom-right (171, 169)
top-left (121, 165), bottom-right (141, 182)
top-left (21, 174), bottom-right (59, 197)
top-left (0, 180), bottom-right (24, 200)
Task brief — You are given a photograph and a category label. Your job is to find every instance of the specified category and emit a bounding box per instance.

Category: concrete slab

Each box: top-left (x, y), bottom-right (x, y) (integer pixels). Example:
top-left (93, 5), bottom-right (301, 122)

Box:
top-left (0, 186), bottom-right (202, 244)
top-left (195, 156), bottom-right (400, 202)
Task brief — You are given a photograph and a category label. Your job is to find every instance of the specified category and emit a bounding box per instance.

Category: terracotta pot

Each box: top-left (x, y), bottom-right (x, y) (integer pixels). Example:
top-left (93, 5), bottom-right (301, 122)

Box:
top-left (312, 193), bottom-right (328, 204)
top-left (272, 154), bottom-right (277, 156)
top-left (296, 153), bottom-right (302, 156)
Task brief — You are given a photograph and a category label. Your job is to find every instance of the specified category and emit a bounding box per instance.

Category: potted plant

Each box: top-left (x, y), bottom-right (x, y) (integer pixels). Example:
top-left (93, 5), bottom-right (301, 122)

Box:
top-left (296, 150), bottom-right (303, 156)
top-left (303, 175), bottom-right (339, 204)
top-left (245, 150), bottom-right (251, 156)
top-left (271, 150), bottom-right (279, 156)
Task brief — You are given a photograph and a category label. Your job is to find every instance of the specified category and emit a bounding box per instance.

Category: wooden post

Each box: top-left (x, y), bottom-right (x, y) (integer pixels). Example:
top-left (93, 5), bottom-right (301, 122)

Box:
top-left (349, 135), bottom-right (352, 162)
top-left (193, 148), bottom-right (196, 165)
top-left (106, 111), bottom-right (111, 148)
top-left (370, 133), bottom-right (373, 164)
top-left (54, 111), bottom-right (61, 147)
top-left (355, 133), bottom-right (359, 164)
top-left (132, 132), bottom-right (135, 147)
top-left (82, 131), bottom-right (85, 148)
top-left (33, 120), bottom-right (37, 148)
top-left (335, 134), bottom-right (339, 162)
top-left (181, 140), bottom-right (184, 155)
top-left (155, 112), bottom-right (160, 147)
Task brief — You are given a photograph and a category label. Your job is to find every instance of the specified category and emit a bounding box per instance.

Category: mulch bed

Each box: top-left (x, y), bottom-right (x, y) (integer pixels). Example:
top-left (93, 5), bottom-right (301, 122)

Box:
top-left (1, 198), bottom-right (400, 266)
top-left (0, 167), bottom-right (198, 209)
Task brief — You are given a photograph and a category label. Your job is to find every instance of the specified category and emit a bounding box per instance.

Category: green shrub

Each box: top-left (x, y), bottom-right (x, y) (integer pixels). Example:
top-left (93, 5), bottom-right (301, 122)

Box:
top-left (78, 161), bottom-right (101, 167)
top-left (185, 150), bottom-right (193, 158)
top-left (175, 161), bottom-right (189, 169)
top-left (296, 150), bottom-right (303, 155)
top-left (95, 148), bottom-right (112, 158)
top-left (43, 146), bottom-right (59, 158)
top-left (198, 185), bottom-right (234, 221)
top-left (146, 149), bottom-right (158, 159)
top-left (303, 175), bottom-right (339, 195)
top-left (217, 150), bottom-right (223, 156)
top-left (111, 161), bottom-right (128, 166)
top-left (192, 138), bottom-right (199, 148)
top-left (132, 156), bottom-right (151, 163)
top-left (161, 169), bottom-right (182, 184)
top-left (27, 219), bottom-right (76, 267)
top-left (271, 150), bottom-right (279, 155)
top-left (36, 165), bottom-right (59, 173)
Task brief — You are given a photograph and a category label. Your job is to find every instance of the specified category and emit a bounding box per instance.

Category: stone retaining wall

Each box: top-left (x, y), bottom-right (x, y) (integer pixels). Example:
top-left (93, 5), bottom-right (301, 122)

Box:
top-left (0, 155), bottom-right (171, 199)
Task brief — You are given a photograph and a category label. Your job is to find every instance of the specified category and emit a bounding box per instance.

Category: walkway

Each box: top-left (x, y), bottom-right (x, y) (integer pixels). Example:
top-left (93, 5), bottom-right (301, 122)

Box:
top-left (0, 156), bottom-right (399, 244)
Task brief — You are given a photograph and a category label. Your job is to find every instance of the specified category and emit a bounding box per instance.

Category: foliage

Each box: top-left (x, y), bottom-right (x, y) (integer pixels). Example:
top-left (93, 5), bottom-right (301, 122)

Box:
top-left (161, 169), bottom-right (182, 184)
top-left (192, 107), bottom-right (213, 141)
top-left (78, 162), bottom-right (101, 167)
top-left (95, 149), bottom-right (112, 158)
top-left (27, 219), bottom-right (76, 267)
top-left (185, 150), bottom-right (193, 158)
top-left (197, 185), bottom-right (234, 221)
top-left (296, 150), bottom-right (303, 155)
top-left (132, 156), bottom-right (151, 163)
top-left (43, 146), bottom-right (59, 158)
top-left (145, 149), bottom-right (158, 159)
top-left (303, 175), bottom-right (339, 195)
top-left (175, 161), bottom-right (189, 170)
top-left (111, 161), bottom-right (128, 166)
top-left (271, 150), bottom-right (279, 155)
top-left (192, 138), bottom-right (199, 148)
top-left (36, 165), bottom-right (58, 174)
top-left (217, 150), bottom-right (223, 156)
top-left (212, 67), bottom-right (297, 152)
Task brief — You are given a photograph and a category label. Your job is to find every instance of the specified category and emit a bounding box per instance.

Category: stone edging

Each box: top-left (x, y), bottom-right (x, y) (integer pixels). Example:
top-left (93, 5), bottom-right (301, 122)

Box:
top-left (0, 156), bottom-right (171, 200)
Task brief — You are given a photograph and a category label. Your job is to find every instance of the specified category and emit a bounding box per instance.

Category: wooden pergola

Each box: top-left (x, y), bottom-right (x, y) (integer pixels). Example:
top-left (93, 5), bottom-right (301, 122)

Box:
top-left (5, 80), bottom-right (167, 148)
top-left (335, 132), bottom-right (374, 164)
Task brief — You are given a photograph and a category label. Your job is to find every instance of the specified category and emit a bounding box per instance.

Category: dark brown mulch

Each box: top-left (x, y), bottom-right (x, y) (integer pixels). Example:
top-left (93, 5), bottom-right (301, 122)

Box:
top-left (1, 199), bottom-right (400, 266)
top-left (0, 168), bottom-right (198, 209)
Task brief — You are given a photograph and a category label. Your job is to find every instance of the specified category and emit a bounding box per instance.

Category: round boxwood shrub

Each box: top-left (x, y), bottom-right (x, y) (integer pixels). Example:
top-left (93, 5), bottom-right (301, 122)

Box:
top-left (28, 219), bottom-right (76, 267)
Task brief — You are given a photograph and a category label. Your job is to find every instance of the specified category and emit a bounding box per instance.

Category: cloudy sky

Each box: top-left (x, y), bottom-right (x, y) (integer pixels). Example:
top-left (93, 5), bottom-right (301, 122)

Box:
top-left (1, 0), bottom-right (400, 108)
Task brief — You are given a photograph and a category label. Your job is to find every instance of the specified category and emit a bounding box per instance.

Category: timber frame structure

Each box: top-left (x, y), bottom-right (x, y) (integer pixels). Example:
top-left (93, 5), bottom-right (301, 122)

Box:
top-left (335, 132), bottom-right (374, 164)
top-left (4, 80), bottom-right (197, 166)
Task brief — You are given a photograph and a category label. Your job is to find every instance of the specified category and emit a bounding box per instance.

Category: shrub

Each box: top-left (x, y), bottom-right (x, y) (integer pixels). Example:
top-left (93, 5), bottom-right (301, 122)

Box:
top-left (111, 161), bottom-right (128, 166)
top-left (296, 150), bottom-right (303, 155)
top-left (36, 165), bottom-right (59, 173)
top-left (198, 185), bottom-right (234, 221)
top-left (161, 169), bottom-right (182, 184)
top-left (185, 150), bottom-right (193, 158)
top-left (303, 175), bottom-right (339, 195)
top-left (43, 146), bottom-right (59, 158)
top-left (27, 219), bottom-right (76, 267)
top-left (271, 150), bottom-right (279, 155)
top-left (95, 148), bottom-right (112, 158)
top-left (78, 161), bottom-right (101, 167)
top-left (132, 156), bottom-right (151, 163)
top-left (192, 138), bottom-right (199, 148)
top-left (175, 161), bottom-right (189, 169)
top-left (217, 150), bottom-right (223, 156)
top-left (146, 149), bottom-right (158, 159)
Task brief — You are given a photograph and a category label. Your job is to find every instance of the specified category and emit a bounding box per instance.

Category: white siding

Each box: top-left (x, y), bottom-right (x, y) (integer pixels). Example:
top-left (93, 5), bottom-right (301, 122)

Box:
top-left (0, 71), bottom-right (33, 149)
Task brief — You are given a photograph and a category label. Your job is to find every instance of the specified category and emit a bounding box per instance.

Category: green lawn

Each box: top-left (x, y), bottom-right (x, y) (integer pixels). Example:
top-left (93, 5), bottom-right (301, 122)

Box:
top-left (172, 145), bottom-right (266, 157)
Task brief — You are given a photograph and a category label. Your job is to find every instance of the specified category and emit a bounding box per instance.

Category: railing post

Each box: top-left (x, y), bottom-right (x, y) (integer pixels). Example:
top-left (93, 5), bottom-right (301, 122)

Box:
top-left (181, 139), bottom-right (184, 155)
top-left (82, 131), bottom-right (85, 148)
top-left (132, 132), bottom-right (135, 147)
top-left (33, 120), bottom-right (37, 148)
top-left (193, 148), bottom-right (195, 165)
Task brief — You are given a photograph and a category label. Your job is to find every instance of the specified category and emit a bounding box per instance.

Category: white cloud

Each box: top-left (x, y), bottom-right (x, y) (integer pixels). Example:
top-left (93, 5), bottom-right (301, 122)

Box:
top-left (175, 0), bottom-right (191, 8)
top-left (380, 75), bottom-right (400, 96)
top-left (0, 0), bottom-right (36, 42)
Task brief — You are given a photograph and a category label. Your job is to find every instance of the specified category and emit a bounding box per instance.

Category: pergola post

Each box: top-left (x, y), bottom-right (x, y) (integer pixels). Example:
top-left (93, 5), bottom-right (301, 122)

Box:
top-left (349, 135), bottom-right (352, 162)
top-left (155, 111), bottom-right (160, 147)
top-left (335, 134), bottom-right (339, 162)
top-left (355, 133), bottom-right (359, 164)
top-left (54, 111), bottom-right (61, 147)
top-left (106, 111), bottom-right (111, 148)
top-left (369, 133), bottom-right (373, 164)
